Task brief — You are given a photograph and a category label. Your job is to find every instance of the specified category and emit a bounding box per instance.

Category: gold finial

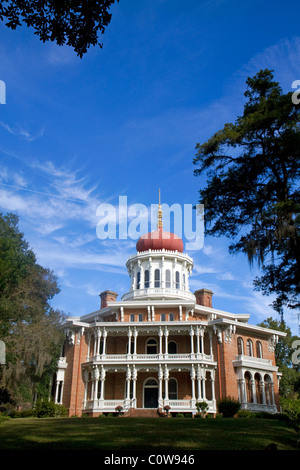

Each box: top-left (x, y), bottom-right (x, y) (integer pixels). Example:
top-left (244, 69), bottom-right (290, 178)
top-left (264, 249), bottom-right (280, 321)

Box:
top-left (157, 189), bottom-right (163, 229)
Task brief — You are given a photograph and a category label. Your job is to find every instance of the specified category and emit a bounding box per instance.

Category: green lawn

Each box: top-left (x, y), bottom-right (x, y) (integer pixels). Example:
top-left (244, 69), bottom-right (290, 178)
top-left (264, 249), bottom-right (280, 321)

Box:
top-left (0, 416), bottom-right (299, 451)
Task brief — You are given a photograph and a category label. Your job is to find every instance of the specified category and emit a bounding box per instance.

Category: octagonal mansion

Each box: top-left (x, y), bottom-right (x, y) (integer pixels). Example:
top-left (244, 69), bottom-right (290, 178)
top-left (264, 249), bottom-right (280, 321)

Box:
top-left (54, 203), bottom-right (285, 417)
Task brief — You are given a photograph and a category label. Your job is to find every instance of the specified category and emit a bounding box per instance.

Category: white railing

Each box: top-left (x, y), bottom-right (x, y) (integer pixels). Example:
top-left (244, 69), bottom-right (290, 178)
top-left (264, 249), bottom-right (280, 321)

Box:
top-left (83, 398), bottom-right (216, 413)
top-left (234, 355), bottom-right (273, 366)
top-left (86, 353), bottom-right (214, 363)
top-left (121, 287), bottom-right (195, 301)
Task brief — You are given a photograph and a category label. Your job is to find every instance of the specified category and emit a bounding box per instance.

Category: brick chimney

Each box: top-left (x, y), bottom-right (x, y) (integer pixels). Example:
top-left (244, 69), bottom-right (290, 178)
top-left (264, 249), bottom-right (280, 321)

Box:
top-left (100, 290), bottom-right (118, 309)
top-left (194, 289), bottom-right (213, 308)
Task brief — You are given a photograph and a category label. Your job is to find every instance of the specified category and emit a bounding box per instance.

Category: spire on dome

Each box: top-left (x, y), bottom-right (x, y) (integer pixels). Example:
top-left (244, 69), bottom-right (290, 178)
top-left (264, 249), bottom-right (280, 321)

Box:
top-left (157, 189), bottom-right (163, 229)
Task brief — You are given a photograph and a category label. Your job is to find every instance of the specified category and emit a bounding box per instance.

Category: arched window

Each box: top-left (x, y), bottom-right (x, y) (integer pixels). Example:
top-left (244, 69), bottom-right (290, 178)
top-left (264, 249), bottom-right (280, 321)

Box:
top-left (168, 341), bottom-right (177, 354)
top-left (237, 337), bottom-right (244, 355)
top-left (247, 339), bottom-right (253, 356)
top-left (169, 378), bottom-right (178, 400)
top-left (169, 313), bottom-right (174, 321)
top-left (175, 271), bottom-right (180, 289)
top-left (160, 313), bottom-right (166, 321)
top-left (138, 313), bottom-right (143, 322)
top-left (144, 270), bottom-right (149, 288)
top-left (255, 373), bottom-right (262, 404)
top-left (264, 374), bottom-right (273, 405)
top-left (146, 338), bottom-right (158, 355)
top-left (244, 371), bottom-right (253, 403)
top-left (256, 341), bottom-right (263, 358)
top-left (165, 269), bottom-right (171, 288)
top-left (155, 269), bottom-right (160, 287)
top-left (130, 314), bottom-right (135, 322)
top-left (136, 271), bottom-right (140, 289)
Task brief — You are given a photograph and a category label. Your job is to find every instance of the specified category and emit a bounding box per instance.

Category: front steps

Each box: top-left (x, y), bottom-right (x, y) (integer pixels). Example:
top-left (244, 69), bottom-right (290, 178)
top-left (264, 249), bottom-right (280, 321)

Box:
top-left (122, 408), bottom-right (161, 418)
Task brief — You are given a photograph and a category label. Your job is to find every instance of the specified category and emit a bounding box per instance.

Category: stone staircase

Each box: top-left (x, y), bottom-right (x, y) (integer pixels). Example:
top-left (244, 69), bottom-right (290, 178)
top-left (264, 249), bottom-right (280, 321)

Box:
top-left (122, 408), bottom-right (160, 418)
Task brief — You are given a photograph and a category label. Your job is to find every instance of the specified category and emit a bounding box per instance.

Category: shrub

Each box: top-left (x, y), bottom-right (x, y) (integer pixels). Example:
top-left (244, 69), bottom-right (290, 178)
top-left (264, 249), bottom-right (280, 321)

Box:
top-left (0, 414), bottom-right (11, 424)
top-left (237, 409), bottom-right (253, 418)
top-left (34, 400), bottom-right (67, 418)
top-left (217, 397), bottom-right (241, 418)
top-left (280, 397), bottom-right (300, 430)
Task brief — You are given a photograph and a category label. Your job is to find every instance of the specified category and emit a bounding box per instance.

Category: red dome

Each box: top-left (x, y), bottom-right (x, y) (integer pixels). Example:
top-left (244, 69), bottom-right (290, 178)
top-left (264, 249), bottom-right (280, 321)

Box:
top-left (136, 227), bottom-right (183, 253)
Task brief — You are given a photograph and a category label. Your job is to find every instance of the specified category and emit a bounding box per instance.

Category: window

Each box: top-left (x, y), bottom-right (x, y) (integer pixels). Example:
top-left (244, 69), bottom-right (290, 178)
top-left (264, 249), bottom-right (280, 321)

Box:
top-left (165, 269), bottom-right (171, 288)
top-left (168, 341), bottom-right (177, 354)
top-left (175, 271), bottom-right (180, 289)
top-left (237, 337), bottom-right (244, 355)
top-left (169, 313), bottom-right (174, 321)
top-left (247, 339), bottom-right (253, 356)
top-left (160, 313), bottom-right (166, 321)
top-left (138, 313), bottom-right (143, 322)
top-left (256, 341), bottom-right (262, 358)
top-left (169, 378), bottom-right (178, 400)
top-left (155, 269), bottom-right (160, 287)
top-left (146, 339), bottom-right (158, 355)
top-left (137, 271), bottom-right (140, 289)
top-left (130, 314), bottom-right (135, 322)
top-left (144, 270), bottom-right (149, 288)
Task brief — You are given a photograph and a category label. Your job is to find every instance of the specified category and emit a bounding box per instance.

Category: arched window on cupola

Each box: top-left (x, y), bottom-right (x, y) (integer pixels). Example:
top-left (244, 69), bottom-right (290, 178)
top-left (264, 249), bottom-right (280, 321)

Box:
top-left (175, 271), bottom-right (180, 289)
top-left (136, 271), bottom-right (140, 289)
top-left (144, 270), bottom-right (149, 288)
top-left (165, 269), bottom-right (171, 288)
top-left (155, 269), bottom-right (160, 287)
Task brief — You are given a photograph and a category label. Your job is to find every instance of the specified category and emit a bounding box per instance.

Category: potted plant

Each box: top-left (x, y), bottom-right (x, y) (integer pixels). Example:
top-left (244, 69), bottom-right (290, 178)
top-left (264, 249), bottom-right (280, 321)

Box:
top-left (115, 405), bottom-right (123, 416)
top-left (195, 401), bottom-right (209, 418)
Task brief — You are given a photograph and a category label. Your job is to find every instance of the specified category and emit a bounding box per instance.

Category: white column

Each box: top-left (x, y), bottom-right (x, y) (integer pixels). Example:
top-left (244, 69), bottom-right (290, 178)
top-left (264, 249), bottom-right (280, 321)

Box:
top-left (147, 305), bottom-right (151, 321)
top-left (102, 328), bottom-right (107, 356)
top-left (151, 305), bottom-right (155, 321)
top-left (196, 327), bottom-right (200, 357)
top-left (132, 366), bottom-right (137, 408)
top-left (99, 366), bottom-right (106, 406)
top-left (158, 327), bottom-right (163, 359)
top-left (196, 365), bottom-right (202, 401)
top-left (200, 328), bottom-right (204, 354)
top-left (164, 364), bottom-right (169, 405)
top-left (158, 365), bottom-right (163, 407)
top-left (164, 326), bottom-right (169, 357)
top-left (190, 327), bottom-right (195, 358)
top-left (190, 364), bottom-right (196, 407)
top-left (125, 365), bottom-right (131, 407)
top-left (96, 328), bottom-right (102, 357)
top-left (127, 327), bottom-right (132, 357)
top-left (179, 305), bottom-right (182, 321)
top-left (133, 328), bottom-right (138, 358)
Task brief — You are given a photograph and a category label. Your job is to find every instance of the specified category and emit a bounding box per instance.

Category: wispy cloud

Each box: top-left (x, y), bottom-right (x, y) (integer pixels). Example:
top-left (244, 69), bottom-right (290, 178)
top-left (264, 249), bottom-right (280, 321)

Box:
top-left (0, 120), bottom-right (44, 142)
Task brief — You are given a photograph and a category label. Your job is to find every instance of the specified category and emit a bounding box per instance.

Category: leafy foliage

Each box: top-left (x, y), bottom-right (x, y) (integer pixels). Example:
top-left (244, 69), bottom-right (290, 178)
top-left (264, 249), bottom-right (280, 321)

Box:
top-left (193, 69), bottom-right (300, 319)
top-left (0, 213), bottom-right (65, 406)
top-left (217, 396), bottom-right (241, 417)
top-left (0, 0), bottom-right (119, 57)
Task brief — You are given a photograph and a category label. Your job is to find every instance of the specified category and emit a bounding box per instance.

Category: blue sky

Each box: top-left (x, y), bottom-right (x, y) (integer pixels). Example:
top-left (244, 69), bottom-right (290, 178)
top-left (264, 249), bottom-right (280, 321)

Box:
top-left (0, 0), bottom-right (299, 333)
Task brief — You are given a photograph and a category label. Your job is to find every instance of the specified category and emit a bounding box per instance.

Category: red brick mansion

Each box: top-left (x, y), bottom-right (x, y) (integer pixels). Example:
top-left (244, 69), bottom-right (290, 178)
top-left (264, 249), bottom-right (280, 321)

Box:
top-left (55, 204), bottom-right (284, 417)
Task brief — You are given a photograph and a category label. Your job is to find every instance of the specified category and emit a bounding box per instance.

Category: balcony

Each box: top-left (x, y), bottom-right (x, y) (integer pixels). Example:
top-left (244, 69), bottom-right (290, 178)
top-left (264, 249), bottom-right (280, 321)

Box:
top-left (121, 287), bottom-right (195, 302)
top-left (233, 355), bottom-right (277, 371)
top-left (85, 352), bottom-right (215, 365)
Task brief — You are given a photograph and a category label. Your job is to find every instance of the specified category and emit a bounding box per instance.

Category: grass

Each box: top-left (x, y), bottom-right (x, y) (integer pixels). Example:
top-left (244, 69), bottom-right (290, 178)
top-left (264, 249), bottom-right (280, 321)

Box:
top-left (0, 416), bottom-right (299, 451)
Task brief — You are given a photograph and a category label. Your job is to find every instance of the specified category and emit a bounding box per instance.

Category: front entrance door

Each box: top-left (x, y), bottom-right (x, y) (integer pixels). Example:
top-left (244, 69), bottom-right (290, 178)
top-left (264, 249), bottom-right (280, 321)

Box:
top-left (144, 378), bottom-right (159, 408)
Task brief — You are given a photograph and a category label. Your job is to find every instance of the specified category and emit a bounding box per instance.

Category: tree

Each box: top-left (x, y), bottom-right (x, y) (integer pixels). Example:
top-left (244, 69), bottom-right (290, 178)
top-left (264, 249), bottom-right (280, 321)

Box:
top-left (257, 317), bottom-right (300, 398)
top-left (193, 69), bottom-right (300, 321)
top-left (0, 0), bottom-right (119, 57)
top-left (0, 213), bottom-right (65, 407)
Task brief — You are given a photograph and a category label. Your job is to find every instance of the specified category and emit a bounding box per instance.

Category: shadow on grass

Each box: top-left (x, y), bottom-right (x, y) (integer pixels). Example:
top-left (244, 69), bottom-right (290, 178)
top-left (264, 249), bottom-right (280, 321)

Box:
top-left (0, 417), bottom-right (298, 451)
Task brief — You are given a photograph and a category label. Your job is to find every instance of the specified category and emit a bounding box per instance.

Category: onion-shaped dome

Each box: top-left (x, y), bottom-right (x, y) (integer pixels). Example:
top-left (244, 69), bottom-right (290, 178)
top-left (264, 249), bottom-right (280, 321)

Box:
top-left (136, 227), bottom-right (184, 253)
